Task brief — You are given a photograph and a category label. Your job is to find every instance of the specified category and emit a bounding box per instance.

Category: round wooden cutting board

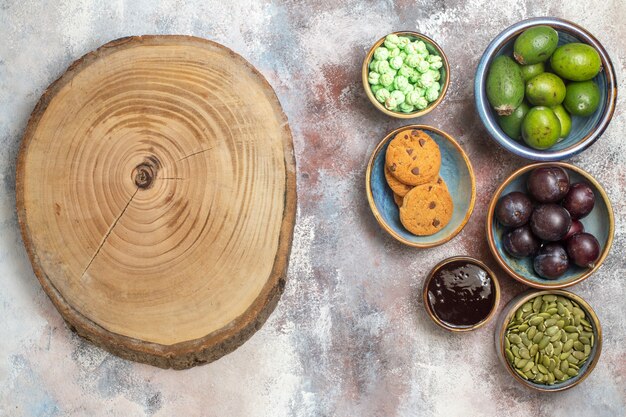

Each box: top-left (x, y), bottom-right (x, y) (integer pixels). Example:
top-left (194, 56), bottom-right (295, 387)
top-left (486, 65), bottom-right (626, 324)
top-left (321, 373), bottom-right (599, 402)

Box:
top-left (16, 36), bottom-right (296, 369)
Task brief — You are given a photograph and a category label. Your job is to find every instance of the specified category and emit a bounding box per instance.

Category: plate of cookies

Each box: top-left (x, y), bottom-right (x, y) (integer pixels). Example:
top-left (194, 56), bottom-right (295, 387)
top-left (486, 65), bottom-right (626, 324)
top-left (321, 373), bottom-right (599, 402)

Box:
top-left (366, 125), bottom-right (476, 247)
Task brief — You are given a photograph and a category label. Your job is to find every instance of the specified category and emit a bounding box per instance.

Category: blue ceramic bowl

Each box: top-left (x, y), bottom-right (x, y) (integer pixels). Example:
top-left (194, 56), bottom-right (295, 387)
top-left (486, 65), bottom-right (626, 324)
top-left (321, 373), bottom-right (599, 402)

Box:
top-left (366, 125), bottom-right (475, 247)
top-left (495, 289), bottom-right (602, 391)
top-left (475, 17), bottom-right (617, 161)
top-left (487, 162), bottom-right (614, 289)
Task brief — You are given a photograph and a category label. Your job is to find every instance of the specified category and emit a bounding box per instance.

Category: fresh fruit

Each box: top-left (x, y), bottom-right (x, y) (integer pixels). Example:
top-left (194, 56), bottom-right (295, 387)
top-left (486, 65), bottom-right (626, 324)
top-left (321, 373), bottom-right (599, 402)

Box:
top-left (562, 182), bottom-right (595, 219)
top-left (503, 225), bottom-right (540, 258)
top-left (550, 43), bottom-right (602, 81)
top-left (527, 166), bottom-right (570, 203)
top-left (497, 102), bottom-right (530, 140)
top-left (495, 191), bottom-right (534, 227)
top-left (530, 204), bottom-right (572, 241)
top-left (486, 55), bottom-right (525, 115)
top-left (526, 73), bottom-right (566, 106)
top-left (563, 80), bottom-right (601, 117)
top-left (566, 233), bottom-right (600, 268)
top-left (513, 26), bottom-right (559, 65)
top-left (533, 243), bottom-right (569, 279)
top-left (520, 62), bottom-right (545, 82)
top-left (521, 107), bottom-right (561, 149)
top-left (551, 104), bottom-right (572, 139)
top-left (562, 219), bottom-right (584, 241)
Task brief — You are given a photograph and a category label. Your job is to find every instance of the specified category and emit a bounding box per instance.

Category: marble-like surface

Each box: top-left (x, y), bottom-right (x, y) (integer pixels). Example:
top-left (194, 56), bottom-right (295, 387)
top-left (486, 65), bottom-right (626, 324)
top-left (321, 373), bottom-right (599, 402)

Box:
top-left (0, 1), bottom-right (624, 416)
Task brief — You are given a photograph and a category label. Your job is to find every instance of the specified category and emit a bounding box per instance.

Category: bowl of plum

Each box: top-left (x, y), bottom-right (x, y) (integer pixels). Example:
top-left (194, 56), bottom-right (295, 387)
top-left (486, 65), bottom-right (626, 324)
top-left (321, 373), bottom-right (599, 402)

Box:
top-left (487, 162), bottom-right (614, 289)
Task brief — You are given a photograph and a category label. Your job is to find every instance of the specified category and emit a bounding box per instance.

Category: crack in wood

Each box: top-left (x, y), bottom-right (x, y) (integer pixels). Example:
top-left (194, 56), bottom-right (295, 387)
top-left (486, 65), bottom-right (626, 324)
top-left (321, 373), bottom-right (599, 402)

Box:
top-left (177, 146), bottom-right (215, 162)
top-left (80, 188), bottom-right (138, 280)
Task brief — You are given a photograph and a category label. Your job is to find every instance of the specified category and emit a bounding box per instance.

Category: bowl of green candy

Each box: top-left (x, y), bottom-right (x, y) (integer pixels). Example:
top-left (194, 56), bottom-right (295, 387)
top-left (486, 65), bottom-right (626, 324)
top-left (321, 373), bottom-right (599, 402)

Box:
top-left (362, 31), bottom-right (449, 118)
top-left (495, 289), bottom-right (602, 391)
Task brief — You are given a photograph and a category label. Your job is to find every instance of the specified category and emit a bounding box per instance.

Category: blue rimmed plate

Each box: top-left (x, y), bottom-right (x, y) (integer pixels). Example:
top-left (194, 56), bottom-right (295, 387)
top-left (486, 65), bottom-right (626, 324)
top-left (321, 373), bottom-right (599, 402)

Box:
top-left (366, 125), bottom-right (475, 248)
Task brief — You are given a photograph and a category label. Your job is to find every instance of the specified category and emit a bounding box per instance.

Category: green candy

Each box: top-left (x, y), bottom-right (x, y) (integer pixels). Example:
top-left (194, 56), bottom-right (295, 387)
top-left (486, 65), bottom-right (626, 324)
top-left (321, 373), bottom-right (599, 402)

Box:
top-left (399, 102), bottom-right (415, 113)
top-left (369, 59), bottom-right (381, 71)
top-left (414, 40), bottom-right (427, 54)
top-left (397, 36), bottom-right (411, 50)
top-left (425, 85), bottom-right (440, 102)
top-left (384, 34), bottom-right (400, 49)
top-left (375, 88), bottom-right (390, 103)
top-left (390, 56), bottom-right (404, 70)
top-left (405, 54), bottom-right (422, 68)
top-left (390, 90), bottom-right (405, 105)
top-left (398, 64), bottom-right (414, 77)
top-left (371, 84), bottom-right (384, 94)
top-left (373, 47), bottom-right (389, 61)
top-left (406, 90), bottom-right (422, 106)
top-left (414, 96), bottom-right (429, 110)
top-left (418, 71), bottom-right (436, 88)
top-left (426, 69), bottom-right (440, 82)
top-left (393, 75), bottom-right (409, 91)
top-left (384, 96), bottom-right (398, 110)
top-left (380, 72), bottom-right (394, 87)
top-left (400, 83), bottom-right (415, 96)
top-left (404, 43), bottom-right (418, 54)
top-left (368, 72), bottom-right (380, 85)
top-left (389, 47), bottom-right (400, 58)
top-left (416, 60), bottom-right (430, 74)
top-left (430, 60), bottom-right (443, 70)
top-left (377, 60), bottom-right (391, 74)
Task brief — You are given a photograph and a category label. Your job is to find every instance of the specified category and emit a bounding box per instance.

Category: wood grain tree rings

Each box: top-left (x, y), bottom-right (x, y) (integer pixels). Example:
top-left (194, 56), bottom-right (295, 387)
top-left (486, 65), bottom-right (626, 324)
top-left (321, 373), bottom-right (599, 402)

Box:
top-left (16, 36), bottom-right (296, 369)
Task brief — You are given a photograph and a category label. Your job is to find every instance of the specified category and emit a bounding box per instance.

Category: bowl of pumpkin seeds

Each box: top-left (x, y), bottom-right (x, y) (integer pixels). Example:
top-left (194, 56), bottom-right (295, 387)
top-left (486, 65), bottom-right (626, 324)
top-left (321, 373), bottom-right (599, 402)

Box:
top-left (495, 289), bottom-right (601, 391)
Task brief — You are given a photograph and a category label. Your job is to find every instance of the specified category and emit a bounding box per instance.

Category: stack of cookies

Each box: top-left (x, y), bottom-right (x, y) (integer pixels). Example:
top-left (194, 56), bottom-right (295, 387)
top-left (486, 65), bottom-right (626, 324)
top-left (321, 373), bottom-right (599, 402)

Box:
top-left (384, 129), bottom-right (454, 236)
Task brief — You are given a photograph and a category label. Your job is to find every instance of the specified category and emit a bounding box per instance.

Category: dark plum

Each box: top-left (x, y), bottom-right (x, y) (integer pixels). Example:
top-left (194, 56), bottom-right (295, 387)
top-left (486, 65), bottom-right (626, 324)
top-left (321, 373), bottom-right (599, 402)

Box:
top-left (527, 166), bottom-right (570, 203)
top-left (533, 243), bottom-right (569, 279)
top-left (530, 204), bottom-right (572, 241)
top-left (495, 192), bottom-right (534, 227)
top-left (562, 220), bottom-right (584, 241)
top-left (566, 232), bottom-right (600, 268)
top-left (562, 182), bottom-right (595, 219)
top-left (503, 225), bottom-right (541, 258)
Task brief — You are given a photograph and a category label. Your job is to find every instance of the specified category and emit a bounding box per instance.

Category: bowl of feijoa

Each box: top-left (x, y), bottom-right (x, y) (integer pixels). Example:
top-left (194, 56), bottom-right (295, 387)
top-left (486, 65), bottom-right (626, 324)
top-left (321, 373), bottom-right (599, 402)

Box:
top-left (487, 162), bottom-right (614, 289)
top-left (475, 17), bottom-right (617, 161)
top-left (495, 289), bottom-right (602, 391)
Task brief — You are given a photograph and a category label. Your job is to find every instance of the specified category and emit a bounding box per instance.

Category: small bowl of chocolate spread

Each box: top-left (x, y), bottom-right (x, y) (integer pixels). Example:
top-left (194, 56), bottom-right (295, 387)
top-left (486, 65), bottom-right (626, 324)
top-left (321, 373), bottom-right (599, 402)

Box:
top-left (423, 256), bottom-right (500, 331)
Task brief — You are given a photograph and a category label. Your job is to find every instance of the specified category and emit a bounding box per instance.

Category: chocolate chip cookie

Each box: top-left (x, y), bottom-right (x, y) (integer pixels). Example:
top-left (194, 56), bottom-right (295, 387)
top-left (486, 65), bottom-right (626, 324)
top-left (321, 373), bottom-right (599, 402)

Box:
top-left (399, 183), bottom-right (453, 235)
top-left (385, 129), bottom-right (441, 186)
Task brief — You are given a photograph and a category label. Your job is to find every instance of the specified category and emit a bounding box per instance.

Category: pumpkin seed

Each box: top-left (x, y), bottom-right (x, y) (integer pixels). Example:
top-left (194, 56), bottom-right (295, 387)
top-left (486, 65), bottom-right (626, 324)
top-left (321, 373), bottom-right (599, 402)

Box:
top-left (512, 345), bottom-right (520, 357)
top-left (529, 316), bottom-right (544, 326)
top-left (518, 323), bottom-right (529, 332)
top-left (537, 364), bottom-right (548, 374)
top-left (544, 318), bottom-right (557, 327)
top-left (522, 361), bottom-right (534, 373)
top-left (584, 345), bottom-right (591, 356)
top-left (522, 302), bottom-right (532, 312)
top-left (580, 336), bottom-right (591, 345)
top-left (505, 349), bottom-right (514, 363)
top-left (509, 334), bottom-right (521, 344)
top-left (560, 360), bottom-right (569, 373)
top-left (567, 368), bottom-right (579, 377)
top-left (549, 332), bottom-right (562, 343)
top-left (545, 325), bottom-right (559, 336)
top-left (542, 355), bottom-right (550, 368)
top-left (564, 325), bottom-right (578, 333)
top-left (538, 337), bottom-right (550, 349)
top-left (573, 341), bottom-right (584, 351)
top-left (515, 368), bottom-right (529, 379)
top-left (520, 348), bottom-right (530, 359)
top-left (568, 332), bottom-right (579, 341)
top-left (543, 295), bottom-right (557, 302)
top-left (532, 297), bottom-right (542, 312)
top-left (548, 358), bottom-right (556, 372)
top-left (527, 326), bottom-right (537, 340)
top-left (556, 319), bottom-right (565, 328)
top-left (572, 351), bottom-right (585, 361)
top-left (545, 343), bottom-right (554, 356)
top-left (553, 368), bottom-right (564, 380)
top-left (532, 332), bottom-right (543, 344)
top-left (529, 344), bottom-right (539, 357)
top-left (563, 339), bottom-right (574, 352)
top-left (547, 372), bottom-right (555, 384)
